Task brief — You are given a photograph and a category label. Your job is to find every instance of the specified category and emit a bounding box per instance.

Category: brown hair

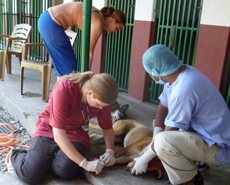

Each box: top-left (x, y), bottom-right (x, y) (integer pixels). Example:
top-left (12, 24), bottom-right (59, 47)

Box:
top-left (101, 6), bottom-right (126, 25)
top-left (57, 71), bottom-right (118, 105)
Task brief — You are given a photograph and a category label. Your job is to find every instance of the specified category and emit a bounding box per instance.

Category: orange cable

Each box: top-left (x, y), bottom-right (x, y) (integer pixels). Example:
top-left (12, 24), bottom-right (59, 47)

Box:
top-left (0, 123), bottom-right (29, 166)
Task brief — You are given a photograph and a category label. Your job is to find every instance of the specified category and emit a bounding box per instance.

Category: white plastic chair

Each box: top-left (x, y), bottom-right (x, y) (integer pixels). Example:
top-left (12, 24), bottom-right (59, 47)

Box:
top-left (0, 24), bottom-right (32, 80)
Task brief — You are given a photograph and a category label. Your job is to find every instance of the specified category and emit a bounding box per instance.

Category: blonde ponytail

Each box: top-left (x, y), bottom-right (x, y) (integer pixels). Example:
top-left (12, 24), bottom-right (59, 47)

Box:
top-left (57, 72), bottom-right (118, 105)
top-left (56, 71), bottom-right (94, 88)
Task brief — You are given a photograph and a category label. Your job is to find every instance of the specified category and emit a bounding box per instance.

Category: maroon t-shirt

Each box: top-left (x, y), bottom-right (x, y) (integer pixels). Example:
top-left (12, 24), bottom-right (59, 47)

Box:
top-left (32, 80), bottom-right (112, 149)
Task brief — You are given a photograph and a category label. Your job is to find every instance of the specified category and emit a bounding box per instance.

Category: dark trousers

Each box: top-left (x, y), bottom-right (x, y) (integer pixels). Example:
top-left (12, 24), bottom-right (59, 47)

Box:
top-left (10, 136), bottom-right (86, 185)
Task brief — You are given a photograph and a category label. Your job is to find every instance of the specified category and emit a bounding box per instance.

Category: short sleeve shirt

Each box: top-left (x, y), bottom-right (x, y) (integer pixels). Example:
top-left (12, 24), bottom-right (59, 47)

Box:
top-left (32, 80), bottom-right (112, 149)
top-left (159, 65), bottom-right (230, 164)
top-left (48, 2), bottom-right (103, 30)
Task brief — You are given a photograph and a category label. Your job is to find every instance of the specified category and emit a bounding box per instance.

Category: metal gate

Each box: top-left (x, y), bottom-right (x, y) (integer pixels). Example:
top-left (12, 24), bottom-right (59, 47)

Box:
top-left (149, 0), bottom-right (203, 104)
top-left (221, 50), bottom-right (230, 109)
top-left (225, 76), bottom-right (230, 109)
top-left (0, 0), bottom-right (51, 60)
top-left (227, 85), bottom-right (230, 109)
top-left (103, 0), bottom-right (135, 92)
top-left (74, 0), bottom-right (83, 72)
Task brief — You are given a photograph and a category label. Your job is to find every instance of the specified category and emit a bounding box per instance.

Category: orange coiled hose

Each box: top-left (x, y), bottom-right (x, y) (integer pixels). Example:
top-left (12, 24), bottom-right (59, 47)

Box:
top-left (0, 123), bottom-right (29, 166)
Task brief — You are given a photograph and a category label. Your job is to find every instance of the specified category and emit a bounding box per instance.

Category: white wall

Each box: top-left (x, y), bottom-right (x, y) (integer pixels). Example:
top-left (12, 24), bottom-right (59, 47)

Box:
top-left (93, 0), bottom-right (106, 9)
top-left (61, 0), bottom-right (106, 9)
top-left (201, 0), bottom-right (230, 27)
top-left (62, 0), bottom-right (105, 9)
top-left (134, 0), bottom-right (157, 22)
top-left (63, 0), bottom-right (73, 3)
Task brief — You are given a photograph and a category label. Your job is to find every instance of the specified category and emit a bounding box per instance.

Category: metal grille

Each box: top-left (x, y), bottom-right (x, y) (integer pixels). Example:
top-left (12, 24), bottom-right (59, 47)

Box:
top-left (149, 0), bottom-right (203, 104)
top-left (0, 117), bottom-right (18, 134)
top-left (103, 0), bottom-right (135, 92)
top-left (227, 86), bottom-right (230, 109)
top-left (0, 1), bottom-right (4, 48)
top-left (26, 0), bottom-right (50, 61)
top-left (0, 124), bottom-right (13, 134)
top-left (221, 51), bottom-right (230, 109)
top-left (74, 0), bottom-right (83, 72)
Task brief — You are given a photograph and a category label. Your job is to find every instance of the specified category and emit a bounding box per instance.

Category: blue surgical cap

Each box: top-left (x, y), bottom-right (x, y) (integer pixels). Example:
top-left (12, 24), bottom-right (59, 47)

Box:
top-left (142, 44), bottom-right (182, 77)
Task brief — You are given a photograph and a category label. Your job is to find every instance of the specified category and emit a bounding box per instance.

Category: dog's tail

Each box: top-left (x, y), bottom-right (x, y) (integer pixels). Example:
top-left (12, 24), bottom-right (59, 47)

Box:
top-left (114, 142), bottom-right (137, 158)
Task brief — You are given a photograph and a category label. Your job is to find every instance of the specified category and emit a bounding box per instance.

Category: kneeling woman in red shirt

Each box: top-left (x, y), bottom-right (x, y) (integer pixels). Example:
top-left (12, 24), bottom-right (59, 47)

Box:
top-left (10, 71), bottom-right (118, 184)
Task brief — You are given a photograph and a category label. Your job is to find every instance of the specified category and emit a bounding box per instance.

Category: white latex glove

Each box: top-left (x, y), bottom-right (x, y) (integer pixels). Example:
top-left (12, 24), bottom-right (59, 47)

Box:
top-left (99, 149), bottom-right (116, 167)
top-left (80, 158), bottom-right (104, 174)
top-left (153, 127), bottom-right (164, 140)
top-left (140, 126), bottom-right (163, 155)
top-left (131, 147), bottom-right (156, 175)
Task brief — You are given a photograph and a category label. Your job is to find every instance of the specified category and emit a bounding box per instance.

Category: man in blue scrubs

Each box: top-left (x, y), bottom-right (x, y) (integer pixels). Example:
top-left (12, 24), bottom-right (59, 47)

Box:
top-left (132, 44), bottom-right (230, 185)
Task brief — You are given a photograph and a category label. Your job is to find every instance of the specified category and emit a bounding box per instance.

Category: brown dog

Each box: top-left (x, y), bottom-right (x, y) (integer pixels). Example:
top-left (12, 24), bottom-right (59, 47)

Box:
top-left (89, 119), bottom-right (164, 178)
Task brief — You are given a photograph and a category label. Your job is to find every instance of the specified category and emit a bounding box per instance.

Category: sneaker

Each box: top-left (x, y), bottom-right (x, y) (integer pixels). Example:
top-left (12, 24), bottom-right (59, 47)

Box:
top-left (168, 171), bottom-right (204, 185)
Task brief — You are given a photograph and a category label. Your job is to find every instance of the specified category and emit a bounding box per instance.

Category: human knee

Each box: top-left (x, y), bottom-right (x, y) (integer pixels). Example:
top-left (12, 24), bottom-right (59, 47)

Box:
top-left (14, 165), bottom-right (45, 184)
top-left (54, 168), bottom-right (79, 179)
top-left (11, 151), bottom-right (45, 184)
top-left (52, 163), bottom-right (80, 179)
top-left (154, 131), bottom-right (176, 155)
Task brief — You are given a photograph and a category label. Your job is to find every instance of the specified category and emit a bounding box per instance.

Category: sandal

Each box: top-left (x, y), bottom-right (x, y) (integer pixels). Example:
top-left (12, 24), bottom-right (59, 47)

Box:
top-left (195, 162), bottom-right (210, 173)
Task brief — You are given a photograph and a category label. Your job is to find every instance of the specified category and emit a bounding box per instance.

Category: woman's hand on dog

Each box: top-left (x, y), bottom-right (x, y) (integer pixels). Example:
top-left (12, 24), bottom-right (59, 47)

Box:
top-left (99, 149), bottom-right (116, 167)
top-left (81, 159), bottom-right (104, 174)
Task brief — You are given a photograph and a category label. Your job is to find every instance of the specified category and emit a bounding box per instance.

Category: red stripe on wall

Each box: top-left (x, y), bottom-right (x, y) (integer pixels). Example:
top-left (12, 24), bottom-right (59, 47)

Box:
top-left (195, 24), bottom-right (230, 89)
top-left (91, 35), bottom-right (103, 73)
top-left (128, 20), bottom-right (154, 101)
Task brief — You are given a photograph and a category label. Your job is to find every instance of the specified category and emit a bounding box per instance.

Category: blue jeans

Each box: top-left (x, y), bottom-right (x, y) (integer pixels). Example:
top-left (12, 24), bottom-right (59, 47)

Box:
top-left (38, 11), bottom-right (77, 76)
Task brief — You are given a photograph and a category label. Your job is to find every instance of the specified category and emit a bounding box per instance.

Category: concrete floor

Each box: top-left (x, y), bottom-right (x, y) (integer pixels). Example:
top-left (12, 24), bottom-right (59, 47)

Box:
top-left (0, 56), bottom-right (230, 185)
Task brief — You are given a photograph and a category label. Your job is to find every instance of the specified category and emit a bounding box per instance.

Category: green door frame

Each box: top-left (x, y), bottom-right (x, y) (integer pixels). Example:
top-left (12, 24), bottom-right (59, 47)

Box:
top-left (149, 0), bottom-right (203, 104)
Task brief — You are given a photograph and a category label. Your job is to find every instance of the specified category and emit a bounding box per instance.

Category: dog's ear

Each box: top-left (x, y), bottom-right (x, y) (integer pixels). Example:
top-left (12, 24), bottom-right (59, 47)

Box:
top-left (111, 101), bottom-right (120, 111)
top-left (119, 104), bottom-right (129, 112)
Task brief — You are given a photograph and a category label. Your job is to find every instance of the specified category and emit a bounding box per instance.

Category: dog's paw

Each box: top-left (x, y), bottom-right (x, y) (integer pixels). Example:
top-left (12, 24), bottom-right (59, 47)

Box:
top-left (126, 157), bottom-right (164, 179)
top-left (126, 161), bottom-right (135, 172)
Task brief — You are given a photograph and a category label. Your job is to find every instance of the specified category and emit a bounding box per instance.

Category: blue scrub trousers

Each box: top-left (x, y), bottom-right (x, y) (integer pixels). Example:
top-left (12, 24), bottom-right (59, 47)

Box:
top-left (38, 11), bottom-right (77, 76)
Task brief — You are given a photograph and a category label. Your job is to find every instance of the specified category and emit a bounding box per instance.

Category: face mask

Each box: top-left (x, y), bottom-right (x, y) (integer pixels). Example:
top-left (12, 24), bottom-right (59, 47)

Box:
top-left (151, 68), bottom-right (167, 85)
top-left (153, 76), bottom-right (167, 85)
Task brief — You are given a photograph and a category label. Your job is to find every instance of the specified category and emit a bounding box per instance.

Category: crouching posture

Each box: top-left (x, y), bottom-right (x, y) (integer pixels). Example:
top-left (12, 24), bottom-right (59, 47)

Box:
top-left (10, 72), bottom-right (118, 184)
top-left (132, 45), bottom-right (230, 185)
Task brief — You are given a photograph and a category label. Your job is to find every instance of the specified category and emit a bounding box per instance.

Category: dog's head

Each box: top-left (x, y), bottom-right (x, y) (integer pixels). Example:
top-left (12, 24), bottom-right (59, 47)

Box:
top-left (111, 102), bottom-right (129, 122)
